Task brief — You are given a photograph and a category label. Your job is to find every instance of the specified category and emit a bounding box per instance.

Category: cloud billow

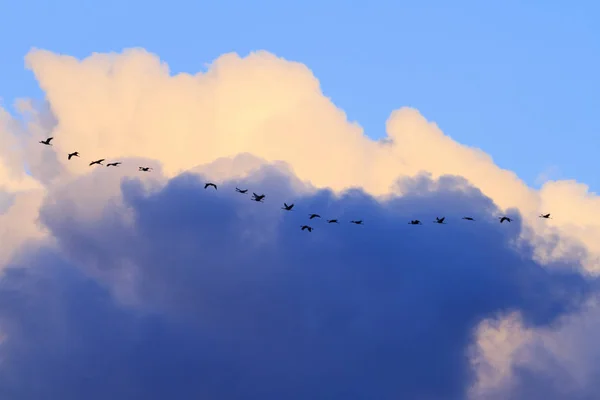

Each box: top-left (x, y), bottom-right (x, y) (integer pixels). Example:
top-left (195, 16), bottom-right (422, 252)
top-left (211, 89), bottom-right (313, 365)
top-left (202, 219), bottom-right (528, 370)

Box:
top-left (0, 163), bottom-right (593, 400)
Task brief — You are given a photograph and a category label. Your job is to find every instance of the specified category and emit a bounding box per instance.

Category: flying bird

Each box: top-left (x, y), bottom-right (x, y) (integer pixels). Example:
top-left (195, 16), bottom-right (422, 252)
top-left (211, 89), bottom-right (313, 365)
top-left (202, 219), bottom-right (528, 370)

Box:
top-left (106, 162), bottom-right (122, 167)
top-left (539, 213), bottom-right (552, 219)
top-left (282, 203), bottom-right (294, 211)
top-left (39, 137), bottom-right (53, 146)
top-left (251, 193), bottom-right (265, 202)
top-left (499, 216), bottom-right (512, 223)
top-left (67, 151), bottom-right (79, 160)
top-left (308, 214), bottom-right (321, 219)
top-left (139, 167), bottom-right (153, 172)
top-left (235, 188), bottom-right (248, 194)
top-left (89, 159), bottom-right (105, 166)
top-left (300, 225), bottom-right (313, 232)
top-left (409, 220), bottom-right (422, 225)
top-left (327, 219), bottom-right (339, 223)
top-left (462, 217), bottom-right (475, 221)
top-left (204, 183), bottom-right (217, 190)
top-left (350, 220), bottom-right (364, 225)
top-left (433, 217), bottom-right (446, 224)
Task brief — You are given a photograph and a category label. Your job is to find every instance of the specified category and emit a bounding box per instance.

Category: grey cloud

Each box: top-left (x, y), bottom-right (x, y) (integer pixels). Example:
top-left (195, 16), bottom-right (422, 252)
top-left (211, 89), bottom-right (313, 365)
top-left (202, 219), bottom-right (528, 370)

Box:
top-left (0, 158), bottom-right (594, 400)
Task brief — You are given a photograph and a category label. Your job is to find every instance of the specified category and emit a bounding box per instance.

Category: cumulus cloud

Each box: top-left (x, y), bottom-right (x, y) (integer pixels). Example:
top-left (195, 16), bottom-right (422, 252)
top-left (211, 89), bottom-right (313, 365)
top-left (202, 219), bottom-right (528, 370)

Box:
top-left (0, 107), bottom-right (42, 192)
top-left (9, 47), bottom-right (599, 273)
top-left (0, 47), bottom-right (599, 398)
top-left (470, 298), bottom-right (600, 400)
top-left (0, 160), bottom-right (594, 399)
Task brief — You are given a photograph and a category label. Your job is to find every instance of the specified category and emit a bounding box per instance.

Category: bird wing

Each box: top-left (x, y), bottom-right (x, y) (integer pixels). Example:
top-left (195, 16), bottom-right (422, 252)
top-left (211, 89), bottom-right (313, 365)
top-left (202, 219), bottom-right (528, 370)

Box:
top-left (439, 217), bottom-right (445, 222)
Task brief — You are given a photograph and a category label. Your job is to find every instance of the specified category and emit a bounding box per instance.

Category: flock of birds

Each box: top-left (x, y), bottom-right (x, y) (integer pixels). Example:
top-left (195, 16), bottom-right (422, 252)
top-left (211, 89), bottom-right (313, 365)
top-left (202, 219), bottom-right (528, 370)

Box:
top-left (39, 136), bottom-right (554, 232)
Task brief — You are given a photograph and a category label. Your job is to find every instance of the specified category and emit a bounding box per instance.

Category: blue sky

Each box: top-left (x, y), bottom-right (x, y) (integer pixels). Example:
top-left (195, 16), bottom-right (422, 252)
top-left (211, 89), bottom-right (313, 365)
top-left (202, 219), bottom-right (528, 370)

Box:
top-left (1, 0), bottom-right (599, 191)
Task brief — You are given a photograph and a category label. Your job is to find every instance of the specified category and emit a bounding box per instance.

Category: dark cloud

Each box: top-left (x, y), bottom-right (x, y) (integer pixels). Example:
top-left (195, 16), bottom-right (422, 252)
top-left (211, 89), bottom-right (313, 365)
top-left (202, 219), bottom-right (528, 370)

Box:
top-left (0, 160), bottom-right (594, 400)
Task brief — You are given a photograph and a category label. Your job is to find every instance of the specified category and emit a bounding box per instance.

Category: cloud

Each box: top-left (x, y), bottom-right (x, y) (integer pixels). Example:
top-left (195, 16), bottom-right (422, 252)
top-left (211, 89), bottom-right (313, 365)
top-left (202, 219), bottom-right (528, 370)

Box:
top-left (0, 107), bottom-right (43, 193)
top-left (1, 47), bottom-right (600, 398)
top-left (470, 297), bottom-right (600, 400)
top-left (9, 47), bottom-right (599, 273)
top-left (0, 161), bottom-right (594, 399)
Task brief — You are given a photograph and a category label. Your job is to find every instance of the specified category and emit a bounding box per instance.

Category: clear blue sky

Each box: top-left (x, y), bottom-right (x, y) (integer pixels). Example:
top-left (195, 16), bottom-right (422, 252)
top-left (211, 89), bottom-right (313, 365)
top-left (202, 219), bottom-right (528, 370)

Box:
top-left (1, 0), bottom-right (599, 192)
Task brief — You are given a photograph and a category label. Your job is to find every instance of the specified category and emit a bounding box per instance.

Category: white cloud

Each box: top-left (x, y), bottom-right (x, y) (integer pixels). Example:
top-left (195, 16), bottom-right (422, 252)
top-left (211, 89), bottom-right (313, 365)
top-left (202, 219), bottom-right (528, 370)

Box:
top-left (10, 47), bottom-right (598, 273)
top-left (1, 47), bottom-right (599, 397)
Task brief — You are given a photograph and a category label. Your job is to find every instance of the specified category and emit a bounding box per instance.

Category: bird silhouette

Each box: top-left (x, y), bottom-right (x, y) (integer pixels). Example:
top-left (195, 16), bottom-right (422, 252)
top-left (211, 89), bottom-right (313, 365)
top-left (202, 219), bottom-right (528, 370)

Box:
top-left (29, 128), bottom-right (563, 238)
top-left (251, 193), bottom-right (265, 202)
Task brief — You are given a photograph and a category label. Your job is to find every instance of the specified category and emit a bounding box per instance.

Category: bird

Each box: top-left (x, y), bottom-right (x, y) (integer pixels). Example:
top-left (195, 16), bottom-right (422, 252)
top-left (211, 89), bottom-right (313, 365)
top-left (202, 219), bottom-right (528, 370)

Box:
top-left (39, 137), bottom-right (53, 146)
top-left (235, 188), bottom-right (248, 194)
top-left (350, 220), bottom-right (364, 225)
top-left (282, 203), bottom-right (294, 211)
top-left (309, 213), bottom-right (321, 219)
top-left (409, 220), bottom-right (422, 225)
top-left (433, 217), bottom-right (446, 224)
top-left (67, 151), bottom-right (79, 160)
top-left (251, 193), bottom-right (265, 202)
top-left (300, 225), bottom-right (313, 232)
top-left (462, 217), bottom-right (475, 221)
top-left (204, 183), bottom-right (217, 190)
top-left (106, 162), bottom-right (121, 167)
top-left (499, 216), bottom-right (512, 223)
top-left (89, 159), bottom-right (105, 166)
top-left (139, 167), bottom-right (153, 172)
top-left (327, 219), bottom-right (339, 223)
top-left (539, 213), bottom-right (552, 219)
